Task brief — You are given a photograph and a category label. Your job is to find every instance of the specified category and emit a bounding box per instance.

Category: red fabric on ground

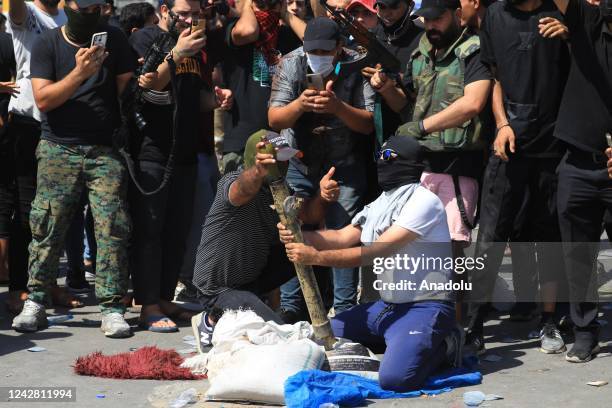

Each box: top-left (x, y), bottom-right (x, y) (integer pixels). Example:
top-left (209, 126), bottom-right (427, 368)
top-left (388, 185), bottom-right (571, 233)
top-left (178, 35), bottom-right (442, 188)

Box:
top-left (73, 346), bottom-right (205, 380)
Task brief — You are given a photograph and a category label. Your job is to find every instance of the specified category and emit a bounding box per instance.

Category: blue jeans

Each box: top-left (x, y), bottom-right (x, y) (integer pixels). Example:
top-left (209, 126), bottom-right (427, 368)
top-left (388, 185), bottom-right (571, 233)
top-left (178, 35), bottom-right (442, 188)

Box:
top-left (281, 160), bottom-right (366, 314)
top-left (331, 301), bottom-right (455, 391)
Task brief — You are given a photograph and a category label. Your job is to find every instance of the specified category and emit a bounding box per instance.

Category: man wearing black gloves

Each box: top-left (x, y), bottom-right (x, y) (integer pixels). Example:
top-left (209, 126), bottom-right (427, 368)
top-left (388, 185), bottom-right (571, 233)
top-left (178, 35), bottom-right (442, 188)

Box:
top-left (130, 0), bottom-right (233, 332)
top-left (549, 0), bottom-right (612, 363)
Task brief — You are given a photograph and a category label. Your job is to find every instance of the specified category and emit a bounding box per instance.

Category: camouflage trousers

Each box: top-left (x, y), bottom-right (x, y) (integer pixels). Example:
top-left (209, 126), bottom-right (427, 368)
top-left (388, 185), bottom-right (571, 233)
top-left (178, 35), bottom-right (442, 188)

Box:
top-left (27, 140), bottom-right (130, 314)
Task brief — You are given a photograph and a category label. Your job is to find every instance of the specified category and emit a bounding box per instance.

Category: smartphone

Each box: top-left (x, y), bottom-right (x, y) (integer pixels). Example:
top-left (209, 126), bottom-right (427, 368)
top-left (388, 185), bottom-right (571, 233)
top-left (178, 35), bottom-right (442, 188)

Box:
top-left (306, 73), bottom-right (325, 91)
top-left (90, 31), bottom-right (108, 49)
top-left (191, 18), bottom-right (206, 35)
top-left (607, 132), bottom-right (612, 148)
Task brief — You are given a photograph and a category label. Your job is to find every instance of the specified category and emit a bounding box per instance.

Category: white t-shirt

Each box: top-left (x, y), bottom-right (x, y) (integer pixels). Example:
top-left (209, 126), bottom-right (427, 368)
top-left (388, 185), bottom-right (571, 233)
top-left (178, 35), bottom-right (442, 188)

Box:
top-left (352, 184), bottom-right (454, 304)
top-left (7, 2), bottom-right (66, 121)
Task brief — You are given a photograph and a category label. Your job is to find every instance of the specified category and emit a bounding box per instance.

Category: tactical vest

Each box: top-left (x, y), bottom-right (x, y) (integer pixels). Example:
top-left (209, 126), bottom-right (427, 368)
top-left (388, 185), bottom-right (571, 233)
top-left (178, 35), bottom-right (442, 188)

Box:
top-left (408, 29), bottom-right (484, 152)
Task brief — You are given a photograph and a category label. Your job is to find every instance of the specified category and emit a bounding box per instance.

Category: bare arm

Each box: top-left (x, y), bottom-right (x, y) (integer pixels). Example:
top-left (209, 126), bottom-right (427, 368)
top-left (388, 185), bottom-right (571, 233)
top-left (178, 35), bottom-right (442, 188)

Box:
top-left (298, 167), bottom-right (340, 224)
top-left (422, 79), bottom-right (492, 133)
top-left (9, 0), bottom-right (27, 26)
top-left (285, 224), bottom-right (419, 267)
top-left (33, 47), bottom-right (105, 112)
top-left (301, 224), bottom-right (363, 250)
top-left (231, 0), bottom-right (260, 46)
top-left (335, 102), bottom-right (375, 134)
top-left (491, 79), bottom-right (507, 128)
top-left (269, 99), bottom-right (306, 130)
top-left (282, 3), bottom-right (306, 40)
top-left (371, 71), bottom-right (409, 113)
top-left (228, 144), bottom-right (274, 206)
top-left (310, 0), bottom-right (327, 17)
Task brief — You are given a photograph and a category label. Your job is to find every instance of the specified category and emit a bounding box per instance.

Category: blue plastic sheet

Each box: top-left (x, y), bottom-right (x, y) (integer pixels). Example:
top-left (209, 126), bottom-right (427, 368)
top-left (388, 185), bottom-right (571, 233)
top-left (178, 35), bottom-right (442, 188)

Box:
top-left (285, 368), bottom-right (482, 408)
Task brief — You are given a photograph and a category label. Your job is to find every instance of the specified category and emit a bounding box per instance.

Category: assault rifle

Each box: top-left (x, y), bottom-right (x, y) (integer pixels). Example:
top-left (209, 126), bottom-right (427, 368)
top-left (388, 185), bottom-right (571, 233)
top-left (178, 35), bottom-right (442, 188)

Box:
top-left (319, 0), bottom-right (410, 96)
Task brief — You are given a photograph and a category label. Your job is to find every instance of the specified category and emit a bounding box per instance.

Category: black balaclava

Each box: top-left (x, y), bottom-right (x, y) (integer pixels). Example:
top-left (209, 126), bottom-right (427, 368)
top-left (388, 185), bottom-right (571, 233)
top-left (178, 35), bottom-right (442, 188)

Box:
top-left (40, 0), bottom-right (60, 7)
top-left (602, 0), bottom-right (612, 22)
top-left (65, 7), bottom-right (102, 44)
top-left (377, 135), bottom-right (425, 192)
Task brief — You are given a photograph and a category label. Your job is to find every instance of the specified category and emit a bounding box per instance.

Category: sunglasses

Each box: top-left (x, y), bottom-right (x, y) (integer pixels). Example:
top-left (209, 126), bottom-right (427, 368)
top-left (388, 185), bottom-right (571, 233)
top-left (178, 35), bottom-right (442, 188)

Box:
top-left (379, 148), bottom-right (398, 161)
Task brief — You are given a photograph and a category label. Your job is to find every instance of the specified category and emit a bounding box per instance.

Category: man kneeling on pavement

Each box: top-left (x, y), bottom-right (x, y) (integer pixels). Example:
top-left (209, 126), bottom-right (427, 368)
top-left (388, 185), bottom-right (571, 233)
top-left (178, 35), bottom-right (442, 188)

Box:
top-left (278, 135), bottom-right (462, 392)
top-left (191, 130), bottom-right (340, 344)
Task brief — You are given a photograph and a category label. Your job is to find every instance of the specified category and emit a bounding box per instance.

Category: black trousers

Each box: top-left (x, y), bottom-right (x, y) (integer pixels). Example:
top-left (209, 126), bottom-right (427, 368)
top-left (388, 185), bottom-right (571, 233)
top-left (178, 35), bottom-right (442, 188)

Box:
top-left (468, 155), bottom-right (564, 334)
top-left (130, 160), bottom-right (197, 305)
top-left (557, 149), bottom-right (612, 332)
top-left (5, 117), bottom-right (40, 292)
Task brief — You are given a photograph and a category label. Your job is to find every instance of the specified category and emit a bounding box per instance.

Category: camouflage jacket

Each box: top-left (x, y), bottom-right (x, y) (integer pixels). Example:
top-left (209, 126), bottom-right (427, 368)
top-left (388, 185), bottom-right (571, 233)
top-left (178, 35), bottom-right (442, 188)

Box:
top-left (407, 28), bottom-right (484, 152)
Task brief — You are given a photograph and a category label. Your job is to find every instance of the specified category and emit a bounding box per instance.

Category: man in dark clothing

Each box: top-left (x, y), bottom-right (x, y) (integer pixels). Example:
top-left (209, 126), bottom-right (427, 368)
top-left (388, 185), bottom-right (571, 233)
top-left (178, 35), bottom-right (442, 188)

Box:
top-left (129, 0), bottom-right (233, 332)
top-left (551, 0), bottom-right (612, 363)
top-left (466, 0), bottom-right (570, 355)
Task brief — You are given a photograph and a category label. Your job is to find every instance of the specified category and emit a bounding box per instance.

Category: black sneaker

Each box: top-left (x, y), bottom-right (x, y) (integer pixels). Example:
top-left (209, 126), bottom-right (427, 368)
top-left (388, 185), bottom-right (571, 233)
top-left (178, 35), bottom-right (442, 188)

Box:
top-left (67, 279), bottom-right (92, 294)
top-left (566, 330), bottom-right (600, 363)
top-left (464, 331), bottom-right (486, 356)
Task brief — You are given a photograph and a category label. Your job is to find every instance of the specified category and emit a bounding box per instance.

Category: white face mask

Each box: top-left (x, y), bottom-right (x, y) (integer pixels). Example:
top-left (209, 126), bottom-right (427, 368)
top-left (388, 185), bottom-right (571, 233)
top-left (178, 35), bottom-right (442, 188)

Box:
top-left (306, 53), bottom-right (336, 77)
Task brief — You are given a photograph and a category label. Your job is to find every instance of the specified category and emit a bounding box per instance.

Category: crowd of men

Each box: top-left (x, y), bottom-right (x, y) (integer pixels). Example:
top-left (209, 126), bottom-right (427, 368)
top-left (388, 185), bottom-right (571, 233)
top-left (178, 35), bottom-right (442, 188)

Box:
top-left (0, 0), bottom-right (610, 393)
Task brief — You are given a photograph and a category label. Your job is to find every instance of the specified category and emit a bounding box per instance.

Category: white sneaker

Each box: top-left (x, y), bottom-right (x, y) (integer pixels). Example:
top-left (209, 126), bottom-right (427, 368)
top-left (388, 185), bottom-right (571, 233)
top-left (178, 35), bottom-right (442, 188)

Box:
top-left (100, 312), bottom-right (131, 338)
top-left (12, 299), bottom-right (48, 332)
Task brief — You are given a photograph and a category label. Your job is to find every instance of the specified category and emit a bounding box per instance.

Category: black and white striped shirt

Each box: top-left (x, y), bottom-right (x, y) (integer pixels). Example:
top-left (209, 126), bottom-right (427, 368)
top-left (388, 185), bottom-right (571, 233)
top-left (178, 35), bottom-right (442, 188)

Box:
top-left (193, 171), bottom-right (280, 296)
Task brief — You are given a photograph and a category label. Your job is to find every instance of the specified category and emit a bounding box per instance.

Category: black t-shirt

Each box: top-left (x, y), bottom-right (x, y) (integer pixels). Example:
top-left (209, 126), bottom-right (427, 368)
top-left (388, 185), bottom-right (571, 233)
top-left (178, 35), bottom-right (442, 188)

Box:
top-left (221, 18), bottom-right (279, 154)
top-left (0, 32), bottom-right (15, 119)
top-left (373, 20), bottom-right (423, 138)
top-left (554, 0), bottom-right (612, 153)
top-left (31, 25), bottom-right (136, 145)
top-left (129, 25), bottom-right (219, 164)
top-left (423, 49), bottom-right (494, 178)
top-left (480, 0), bottom-right (570, 156)
top-left (277, 24), bottom-right (302, 56)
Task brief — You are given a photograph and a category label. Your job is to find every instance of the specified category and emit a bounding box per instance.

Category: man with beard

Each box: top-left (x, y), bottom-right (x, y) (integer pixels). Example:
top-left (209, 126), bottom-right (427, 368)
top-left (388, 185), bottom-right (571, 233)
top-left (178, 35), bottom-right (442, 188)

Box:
top-left (465, 0), bottom-right (569, 355)
top-left (550, 0), bottom-right (612, 363)
top-left (276, 135), bottom-right (462, 392)
top-left (2, 0), bottom-right (67, 315)
top-left (373, 0), bottom-right (492, 316)
top-left (11, 0), bottom-right (136, 338)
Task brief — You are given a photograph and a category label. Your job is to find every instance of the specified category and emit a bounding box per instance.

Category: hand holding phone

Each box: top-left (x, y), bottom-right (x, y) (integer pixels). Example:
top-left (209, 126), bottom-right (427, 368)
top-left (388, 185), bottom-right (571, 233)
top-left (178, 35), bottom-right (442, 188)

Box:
top-left (191, 18), bottom-right (206, 37)
top-left (90, 31), bottom-right (108, 50)
top-left (306, 73), bottom-right (325, 91)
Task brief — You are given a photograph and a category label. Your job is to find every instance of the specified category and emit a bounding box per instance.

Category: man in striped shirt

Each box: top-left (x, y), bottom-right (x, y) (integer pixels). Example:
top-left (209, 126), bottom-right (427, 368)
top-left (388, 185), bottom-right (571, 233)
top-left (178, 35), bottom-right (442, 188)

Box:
top-left (192, 130), bottom-right (340, 324)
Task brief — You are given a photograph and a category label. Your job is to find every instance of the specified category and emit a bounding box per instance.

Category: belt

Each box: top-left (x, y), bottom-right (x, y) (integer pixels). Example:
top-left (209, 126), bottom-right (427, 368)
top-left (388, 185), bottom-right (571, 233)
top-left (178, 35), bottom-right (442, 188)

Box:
top-left (567, 147), bottom-right (608, 165)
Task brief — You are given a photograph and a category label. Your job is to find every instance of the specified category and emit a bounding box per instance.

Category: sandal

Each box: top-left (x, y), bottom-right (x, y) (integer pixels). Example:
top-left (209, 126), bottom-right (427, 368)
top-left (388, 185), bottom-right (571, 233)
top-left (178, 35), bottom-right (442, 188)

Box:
top-left (139, 315), bottom-right (179, 333)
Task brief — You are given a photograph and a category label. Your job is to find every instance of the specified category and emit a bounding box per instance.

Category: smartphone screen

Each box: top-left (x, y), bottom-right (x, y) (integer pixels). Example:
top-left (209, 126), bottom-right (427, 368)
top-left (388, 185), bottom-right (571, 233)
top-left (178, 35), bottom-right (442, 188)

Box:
top-left (90, 32), bottom-right (108, 49)
top-left (306, 73), bottom-right (325, 91)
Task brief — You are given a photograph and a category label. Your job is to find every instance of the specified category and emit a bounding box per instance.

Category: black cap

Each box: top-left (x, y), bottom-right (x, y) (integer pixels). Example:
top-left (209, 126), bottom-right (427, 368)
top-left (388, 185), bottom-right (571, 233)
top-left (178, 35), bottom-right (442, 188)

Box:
top-left (303, 17), bottom-right (341, 53)
top-left (374, 0), bottom-right (403, 8)
top-left (414, 0), bottom-right (459, 19)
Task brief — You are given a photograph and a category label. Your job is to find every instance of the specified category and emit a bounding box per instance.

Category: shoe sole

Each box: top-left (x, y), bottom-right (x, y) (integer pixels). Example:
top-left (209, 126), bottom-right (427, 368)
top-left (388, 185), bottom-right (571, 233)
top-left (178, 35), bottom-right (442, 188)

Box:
top-left (565, 345), bottom-right (601, 363)
top-left (12, 325), bottom-right (43, 333)
top-left (100, 327), bottom-right (131, 338)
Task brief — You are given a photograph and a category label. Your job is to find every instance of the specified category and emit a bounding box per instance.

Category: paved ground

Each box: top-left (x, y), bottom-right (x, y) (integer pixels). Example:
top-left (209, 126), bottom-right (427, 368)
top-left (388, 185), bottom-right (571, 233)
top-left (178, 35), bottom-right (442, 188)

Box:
top-left (2, 252), bottom-right (612, 408)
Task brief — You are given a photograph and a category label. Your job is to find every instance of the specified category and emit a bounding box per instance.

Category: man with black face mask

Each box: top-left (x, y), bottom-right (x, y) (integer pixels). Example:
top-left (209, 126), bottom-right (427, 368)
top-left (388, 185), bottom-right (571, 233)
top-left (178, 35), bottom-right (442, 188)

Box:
top-left (2, 0), bottom-right (67, 315)
top-left (374, 0), bottom-right (492, 321)
top-left (547, 0), bottom-right (612, 363)
top-left (11, 0), bottom-right (137, 338)
top-left (277, 134), bottom-right (463, 392)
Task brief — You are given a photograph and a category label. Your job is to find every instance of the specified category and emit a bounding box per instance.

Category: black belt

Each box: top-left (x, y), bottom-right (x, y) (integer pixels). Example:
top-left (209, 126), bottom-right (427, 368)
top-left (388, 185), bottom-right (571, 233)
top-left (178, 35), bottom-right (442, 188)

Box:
top-left (567, 147), bottom-right (608, 165)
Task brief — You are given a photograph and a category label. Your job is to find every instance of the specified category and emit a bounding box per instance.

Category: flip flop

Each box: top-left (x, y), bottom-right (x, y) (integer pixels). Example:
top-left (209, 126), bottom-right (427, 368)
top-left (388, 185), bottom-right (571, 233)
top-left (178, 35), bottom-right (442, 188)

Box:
top-left (139, 315), bottom-right (179, 333)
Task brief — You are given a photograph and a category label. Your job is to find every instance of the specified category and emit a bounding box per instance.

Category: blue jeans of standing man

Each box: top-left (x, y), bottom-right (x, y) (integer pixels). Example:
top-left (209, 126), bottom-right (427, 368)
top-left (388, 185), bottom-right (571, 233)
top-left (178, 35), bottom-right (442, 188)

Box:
top-left (281, 159), bottom-right (366, 315)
